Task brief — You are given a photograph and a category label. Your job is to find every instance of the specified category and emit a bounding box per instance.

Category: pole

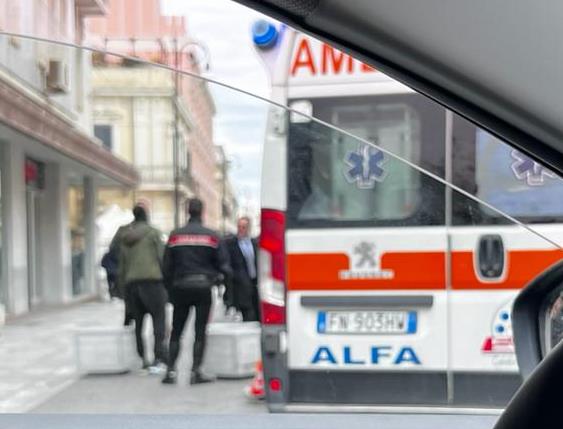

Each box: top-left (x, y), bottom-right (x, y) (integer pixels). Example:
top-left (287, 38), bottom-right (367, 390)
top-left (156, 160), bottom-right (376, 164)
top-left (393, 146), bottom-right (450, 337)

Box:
top-left (222, 157), bottom-right (227, 234)
top-left (173, 38), bottom-right (180, 229)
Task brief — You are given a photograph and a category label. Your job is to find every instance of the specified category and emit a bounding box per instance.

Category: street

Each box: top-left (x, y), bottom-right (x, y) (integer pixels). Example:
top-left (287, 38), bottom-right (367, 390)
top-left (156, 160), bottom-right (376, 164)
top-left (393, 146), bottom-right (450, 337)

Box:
top-left (0, 299), bottom-right (267, 414)
top-left (0, 299), bottom-right (504, 428)
top-left (33, 373), bottom-right (265, 414)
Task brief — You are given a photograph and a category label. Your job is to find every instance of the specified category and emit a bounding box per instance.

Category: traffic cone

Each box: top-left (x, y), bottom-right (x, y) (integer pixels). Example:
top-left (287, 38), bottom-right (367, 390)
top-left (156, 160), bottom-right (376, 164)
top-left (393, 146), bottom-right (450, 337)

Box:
top-left (244, 360), bottom-right (265, 400)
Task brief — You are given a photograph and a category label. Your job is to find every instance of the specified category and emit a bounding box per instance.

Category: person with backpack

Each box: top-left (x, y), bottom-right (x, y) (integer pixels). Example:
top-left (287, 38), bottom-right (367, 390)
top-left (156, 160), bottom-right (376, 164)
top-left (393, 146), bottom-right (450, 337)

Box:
top-left (102, 221), bottom-right (134, 325)
top-left (118, 205), bottom-right (168, 371)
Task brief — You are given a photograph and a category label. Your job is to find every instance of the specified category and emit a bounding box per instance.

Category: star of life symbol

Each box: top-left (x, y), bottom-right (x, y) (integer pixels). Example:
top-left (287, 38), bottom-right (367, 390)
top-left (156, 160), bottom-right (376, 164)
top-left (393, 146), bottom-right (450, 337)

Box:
top-left (511, 150), bottom-right (556, 186)
top-left (345, 145), bottom-right (387, 189)
top-left (339, 241), bottom-right (395, 280)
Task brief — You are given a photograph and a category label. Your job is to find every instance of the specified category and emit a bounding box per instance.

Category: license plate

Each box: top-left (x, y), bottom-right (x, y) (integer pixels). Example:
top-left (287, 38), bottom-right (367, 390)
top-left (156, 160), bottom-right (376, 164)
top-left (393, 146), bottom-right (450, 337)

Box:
top-left (317, 310), bottom-right (417, 334)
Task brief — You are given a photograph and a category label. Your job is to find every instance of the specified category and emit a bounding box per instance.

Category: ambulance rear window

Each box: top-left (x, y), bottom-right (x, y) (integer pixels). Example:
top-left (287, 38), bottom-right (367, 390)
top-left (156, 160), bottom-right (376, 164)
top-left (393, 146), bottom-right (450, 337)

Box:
top-left (452, 115), bottom-right (563, 224)
top-left (287, 94), bottom-right (446, 228)
top-left (475, 130), bottom-right (563, 222)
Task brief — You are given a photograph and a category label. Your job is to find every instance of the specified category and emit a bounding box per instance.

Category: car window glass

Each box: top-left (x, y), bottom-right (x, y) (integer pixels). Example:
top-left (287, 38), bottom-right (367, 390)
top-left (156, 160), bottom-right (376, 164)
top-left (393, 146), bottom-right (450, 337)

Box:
top-left (0, 28), bottom-right (561, 415)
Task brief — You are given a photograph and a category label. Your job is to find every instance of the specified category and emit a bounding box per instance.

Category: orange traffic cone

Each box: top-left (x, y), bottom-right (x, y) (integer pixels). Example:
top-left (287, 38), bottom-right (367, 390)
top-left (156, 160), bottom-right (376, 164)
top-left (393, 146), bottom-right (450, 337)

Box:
top-left (245, 360), bottom-right (265, 400)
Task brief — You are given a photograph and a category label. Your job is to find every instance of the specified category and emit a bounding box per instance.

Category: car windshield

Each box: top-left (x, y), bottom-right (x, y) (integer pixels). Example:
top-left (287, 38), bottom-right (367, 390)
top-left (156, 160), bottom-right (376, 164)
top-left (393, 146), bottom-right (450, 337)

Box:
top-left (0, 0), bottom-right (561, 423)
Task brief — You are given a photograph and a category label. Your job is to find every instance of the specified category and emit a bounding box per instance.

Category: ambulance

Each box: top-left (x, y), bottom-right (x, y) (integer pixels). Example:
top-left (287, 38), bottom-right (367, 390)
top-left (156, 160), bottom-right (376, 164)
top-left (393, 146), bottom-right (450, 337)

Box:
top-left (252, 20), bottom-right (563, 410)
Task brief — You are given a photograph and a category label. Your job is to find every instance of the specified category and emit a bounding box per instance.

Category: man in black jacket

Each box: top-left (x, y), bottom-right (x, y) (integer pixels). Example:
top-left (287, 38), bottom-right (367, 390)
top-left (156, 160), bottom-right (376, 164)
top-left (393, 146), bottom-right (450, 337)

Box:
top-left (223, 216), bottom-right (260, 322)
top-left (161, 198), bottom-right (232, 385)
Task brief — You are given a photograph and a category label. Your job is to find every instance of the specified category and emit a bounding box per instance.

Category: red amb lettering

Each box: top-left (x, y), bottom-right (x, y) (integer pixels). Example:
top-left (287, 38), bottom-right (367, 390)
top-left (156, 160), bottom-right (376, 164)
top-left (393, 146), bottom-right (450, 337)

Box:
top-left (321, 44), bottom-right (353, 74)
top-left (291, 38), bottom-right (378, 76)
top-left (290, 38), bottom-right (316, 76)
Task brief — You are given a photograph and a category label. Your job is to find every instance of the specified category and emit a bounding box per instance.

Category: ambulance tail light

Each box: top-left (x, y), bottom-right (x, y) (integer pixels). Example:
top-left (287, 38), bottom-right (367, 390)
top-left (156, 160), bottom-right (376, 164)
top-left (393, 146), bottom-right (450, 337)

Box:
top-left (259, 209), bottom-right (286, 325)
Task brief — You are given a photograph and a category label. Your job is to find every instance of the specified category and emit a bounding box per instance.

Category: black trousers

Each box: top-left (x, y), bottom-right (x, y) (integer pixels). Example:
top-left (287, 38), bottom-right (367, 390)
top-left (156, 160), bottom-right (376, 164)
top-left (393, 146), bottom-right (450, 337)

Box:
top-left (240, 280), bottom-right (260, 322)
top-left (127, 281), bottom-right (168, 363)
top-left (167, 286), bottom-right (212, 372)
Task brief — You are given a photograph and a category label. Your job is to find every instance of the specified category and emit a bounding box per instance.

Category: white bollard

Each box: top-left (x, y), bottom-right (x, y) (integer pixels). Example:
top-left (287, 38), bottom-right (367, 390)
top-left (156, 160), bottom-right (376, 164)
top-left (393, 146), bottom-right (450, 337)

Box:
top-left (202, 322), bottom-right (261, 378)
top-left (74, 325), bottom-right (137, 374)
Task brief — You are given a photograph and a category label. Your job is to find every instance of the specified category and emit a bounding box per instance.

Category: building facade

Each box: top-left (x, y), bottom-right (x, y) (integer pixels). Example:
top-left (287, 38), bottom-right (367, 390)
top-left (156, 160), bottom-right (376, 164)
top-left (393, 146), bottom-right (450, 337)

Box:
top-left (0, 0), bottom-right (138, 317)
top-left (86, 0), bottom-right (227, 232)
top-left (92, 65), bottom-right (193, 232)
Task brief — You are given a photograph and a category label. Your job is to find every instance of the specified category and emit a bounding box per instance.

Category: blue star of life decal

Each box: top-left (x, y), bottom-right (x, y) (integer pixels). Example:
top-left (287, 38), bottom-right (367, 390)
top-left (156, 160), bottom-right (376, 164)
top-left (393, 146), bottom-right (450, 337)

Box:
top-left (511, 150), bottom-right (556, 186)
top-left (344, 144), bottom-right (387, 189)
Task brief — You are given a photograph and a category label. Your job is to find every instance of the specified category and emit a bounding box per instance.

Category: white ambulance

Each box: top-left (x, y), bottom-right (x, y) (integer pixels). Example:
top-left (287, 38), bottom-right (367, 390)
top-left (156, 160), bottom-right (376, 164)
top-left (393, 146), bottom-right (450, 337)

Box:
top-left (252, 21), bottom-right (563, 410)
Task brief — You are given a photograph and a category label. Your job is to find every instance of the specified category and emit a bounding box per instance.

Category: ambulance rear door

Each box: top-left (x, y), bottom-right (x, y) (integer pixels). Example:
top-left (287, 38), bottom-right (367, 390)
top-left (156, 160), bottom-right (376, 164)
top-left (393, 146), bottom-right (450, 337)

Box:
top-left (285, 92), bottom-right (451, 405)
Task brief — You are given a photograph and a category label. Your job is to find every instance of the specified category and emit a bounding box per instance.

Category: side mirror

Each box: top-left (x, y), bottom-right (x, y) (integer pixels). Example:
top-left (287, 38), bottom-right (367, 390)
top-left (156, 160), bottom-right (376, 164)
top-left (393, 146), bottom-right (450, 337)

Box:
top-left (512, 260), bottom-right (563, 379)
top-left (492, 260), bottom-right (563, 429)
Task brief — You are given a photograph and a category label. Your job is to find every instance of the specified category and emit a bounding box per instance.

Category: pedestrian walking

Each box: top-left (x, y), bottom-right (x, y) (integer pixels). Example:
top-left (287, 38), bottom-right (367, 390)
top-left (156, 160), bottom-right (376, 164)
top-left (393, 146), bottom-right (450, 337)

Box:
top-left (223, 216), bottom-right (260, 322)
top-left (162, 198), bottom-right (232, 385)
top-left (118, 205), bottom-right (168, 371)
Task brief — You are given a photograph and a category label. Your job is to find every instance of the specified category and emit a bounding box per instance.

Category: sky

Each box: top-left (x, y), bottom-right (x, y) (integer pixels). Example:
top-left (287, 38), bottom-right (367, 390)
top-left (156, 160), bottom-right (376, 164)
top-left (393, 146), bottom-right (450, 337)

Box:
top-left (162, 0), bottom-right (272, 214)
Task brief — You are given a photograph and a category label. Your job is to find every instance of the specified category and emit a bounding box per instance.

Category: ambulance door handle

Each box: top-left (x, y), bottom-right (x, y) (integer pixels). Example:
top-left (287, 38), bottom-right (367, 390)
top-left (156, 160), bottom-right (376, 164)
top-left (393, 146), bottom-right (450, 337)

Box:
top-left (477, 234), bottom-right (505, 279)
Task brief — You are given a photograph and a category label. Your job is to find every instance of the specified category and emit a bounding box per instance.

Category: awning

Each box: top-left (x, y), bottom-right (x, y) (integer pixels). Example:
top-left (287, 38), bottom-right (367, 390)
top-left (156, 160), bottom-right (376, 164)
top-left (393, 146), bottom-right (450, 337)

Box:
top-left (0, 74), bottom-right (138, 187)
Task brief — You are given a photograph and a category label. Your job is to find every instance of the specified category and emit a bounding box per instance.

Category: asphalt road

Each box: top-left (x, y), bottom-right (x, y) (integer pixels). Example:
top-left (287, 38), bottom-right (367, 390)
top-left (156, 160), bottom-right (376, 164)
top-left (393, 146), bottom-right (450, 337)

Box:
top-left (33, 371), bottom-right (266, 414)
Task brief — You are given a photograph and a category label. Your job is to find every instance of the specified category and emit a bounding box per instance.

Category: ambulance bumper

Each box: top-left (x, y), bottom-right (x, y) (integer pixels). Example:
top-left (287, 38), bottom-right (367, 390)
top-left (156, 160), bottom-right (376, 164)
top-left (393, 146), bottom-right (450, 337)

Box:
top-left (276, 370), bottom-right (520, 409)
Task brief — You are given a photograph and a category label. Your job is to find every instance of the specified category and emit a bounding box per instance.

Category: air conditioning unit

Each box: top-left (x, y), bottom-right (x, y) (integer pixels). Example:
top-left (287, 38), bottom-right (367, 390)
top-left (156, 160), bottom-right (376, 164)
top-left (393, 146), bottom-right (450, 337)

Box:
top-left (46, 60), bottom-right (70, 93)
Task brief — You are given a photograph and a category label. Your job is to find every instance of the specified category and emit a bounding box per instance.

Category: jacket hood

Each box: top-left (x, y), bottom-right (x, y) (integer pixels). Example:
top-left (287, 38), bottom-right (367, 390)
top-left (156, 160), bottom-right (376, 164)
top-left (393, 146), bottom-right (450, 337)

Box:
top-left (122, 222), bottom-right (152, 247)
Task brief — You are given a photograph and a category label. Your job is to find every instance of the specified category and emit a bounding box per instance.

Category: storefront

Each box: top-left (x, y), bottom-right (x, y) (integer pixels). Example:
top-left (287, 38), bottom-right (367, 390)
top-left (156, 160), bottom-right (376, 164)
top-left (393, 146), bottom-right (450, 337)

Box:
top-left (0, 74), bottom-right (137, 317)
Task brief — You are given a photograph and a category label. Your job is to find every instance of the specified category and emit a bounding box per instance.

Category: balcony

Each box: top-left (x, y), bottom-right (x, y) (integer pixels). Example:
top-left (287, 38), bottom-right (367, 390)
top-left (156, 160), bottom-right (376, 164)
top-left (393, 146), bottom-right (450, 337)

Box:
top-left (76, 0), bottom-right (108, 16)
top-left (137, 165), bottom-right (192, 189)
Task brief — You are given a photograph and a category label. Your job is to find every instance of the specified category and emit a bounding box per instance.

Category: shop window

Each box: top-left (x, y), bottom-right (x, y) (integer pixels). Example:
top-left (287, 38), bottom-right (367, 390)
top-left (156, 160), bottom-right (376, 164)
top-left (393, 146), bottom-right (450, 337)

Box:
top-left (68, 181), bottom-right (85, 296)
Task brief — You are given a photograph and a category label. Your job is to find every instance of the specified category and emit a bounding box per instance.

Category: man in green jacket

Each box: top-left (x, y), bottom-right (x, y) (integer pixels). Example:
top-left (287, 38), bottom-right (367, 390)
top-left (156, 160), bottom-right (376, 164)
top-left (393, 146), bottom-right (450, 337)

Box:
top-left (107, 221), bottom-right (134, 325)
top-left (118, 205), bottom-right (167, 371)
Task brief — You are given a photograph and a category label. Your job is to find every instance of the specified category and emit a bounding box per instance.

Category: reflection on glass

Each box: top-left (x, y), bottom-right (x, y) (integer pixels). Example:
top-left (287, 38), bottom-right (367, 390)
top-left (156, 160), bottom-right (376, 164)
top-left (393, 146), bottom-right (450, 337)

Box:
top-left (547, 291), bottom-right (563, 352)
top-left (476, 131), bottom-right (563, 220)
top-left (69, 181), bottom-right (86, 296)
top-left (453, 114), bottom-right (563, 227)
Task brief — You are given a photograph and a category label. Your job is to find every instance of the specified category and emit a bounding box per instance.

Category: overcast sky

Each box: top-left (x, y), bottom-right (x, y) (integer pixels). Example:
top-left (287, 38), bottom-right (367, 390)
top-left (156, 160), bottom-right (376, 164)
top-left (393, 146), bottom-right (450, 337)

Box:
top-left (162, 0), bottom-right (272, 214)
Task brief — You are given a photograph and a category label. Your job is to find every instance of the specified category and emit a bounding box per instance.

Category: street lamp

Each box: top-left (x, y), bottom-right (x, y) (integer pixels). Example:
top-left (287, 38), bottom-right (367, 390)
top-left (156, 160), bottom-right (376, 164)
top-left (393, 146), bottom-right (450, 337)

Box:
top-left (172, 38), bottom-right (211, 228)
top-left (217, 150), bottom-right (240, 235)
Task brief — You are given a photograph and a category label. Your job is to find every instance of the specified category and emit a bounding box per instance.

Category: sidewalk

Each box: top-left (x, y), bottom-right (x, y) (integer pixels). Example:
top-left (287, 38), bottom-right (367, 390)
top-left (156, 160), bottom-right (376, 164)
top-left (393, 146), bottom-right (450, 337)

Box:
top-left (0, 301), bottom-right (122, 413)
top-left (0, 299), bottom-right (266, 414)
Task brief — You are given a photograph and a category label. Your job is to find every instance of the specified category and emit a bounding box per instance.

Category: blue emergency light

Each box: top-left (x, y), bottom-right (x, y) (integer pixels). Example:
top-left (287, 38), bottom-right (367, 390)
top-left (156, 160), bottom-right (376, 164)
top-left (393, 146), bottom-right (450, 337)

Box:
top-left (252, 20), bottom-right (278, 49)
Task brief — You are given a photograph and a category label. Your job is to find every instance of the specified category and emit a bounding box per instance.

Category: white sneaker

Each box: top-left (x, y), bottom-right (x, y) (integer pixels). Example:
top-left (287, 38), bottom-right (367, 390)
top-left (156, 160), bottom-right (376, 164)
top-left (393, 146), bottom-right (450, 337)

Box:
top-left (148, 363), bottom-right (166, 375)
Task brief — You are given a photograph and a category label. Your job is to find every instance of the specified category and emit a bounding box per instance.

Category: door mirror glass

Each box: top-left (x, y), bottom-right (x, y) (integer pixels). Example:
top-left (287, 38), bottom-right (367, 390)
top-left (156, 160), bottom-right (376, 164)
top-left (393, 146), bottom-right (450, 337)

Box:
top-left (543, 287), bottom-right (563, 355)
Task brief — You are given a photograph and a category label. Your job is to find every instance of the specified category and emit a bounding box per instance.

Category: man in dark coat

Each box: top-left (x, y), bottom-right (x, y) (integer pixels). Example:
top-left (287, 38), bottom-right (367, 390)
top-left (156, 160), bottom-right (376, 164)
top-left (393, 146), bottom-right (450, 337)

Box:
top-left (161, 198), bottom-right (232, 385)
top-left (223, 216), bottom-right (260, 322)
